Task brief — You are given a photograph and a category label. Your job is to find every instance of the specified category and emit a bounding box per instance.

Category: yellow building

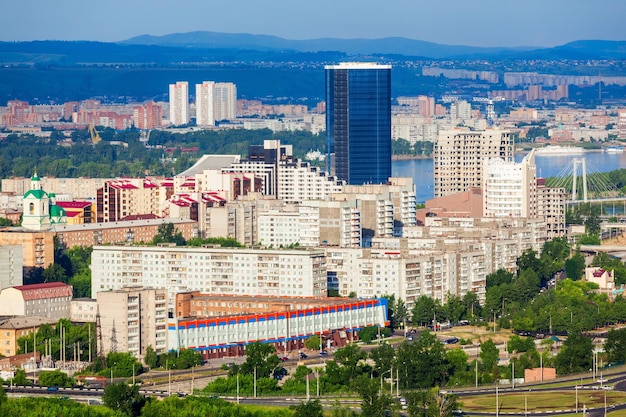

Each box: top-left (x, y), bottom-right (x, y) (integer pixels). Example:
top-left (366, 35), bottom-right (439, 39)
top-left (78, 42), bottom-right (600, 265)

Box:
top-left (0, 316), bottom-right (57, 357)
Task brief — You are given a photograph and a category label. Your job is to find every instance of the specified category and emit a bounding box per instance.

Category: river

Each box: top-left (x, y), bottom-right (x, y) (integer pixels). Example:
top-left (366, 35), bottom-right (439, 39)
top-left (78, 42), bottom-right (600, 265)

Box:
top-left (392, 150), bottom-right (626, 203)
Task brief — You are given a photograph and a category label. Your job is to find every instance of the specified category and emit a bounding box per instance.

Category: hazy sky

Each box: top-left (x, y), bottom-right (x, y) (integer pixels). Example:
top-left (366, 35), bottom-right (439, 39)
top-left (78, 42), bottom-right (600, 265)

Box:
top-left (2, 0), bottom-right (625, 47)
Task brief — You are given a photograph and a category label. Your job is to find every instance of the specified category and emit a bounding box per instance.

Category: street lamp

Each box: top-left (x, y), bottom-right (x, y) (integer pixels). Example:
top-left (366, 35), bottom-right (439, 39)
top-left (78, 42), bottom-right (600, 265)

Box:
top-left (380, 369), bottom-right (392, 396)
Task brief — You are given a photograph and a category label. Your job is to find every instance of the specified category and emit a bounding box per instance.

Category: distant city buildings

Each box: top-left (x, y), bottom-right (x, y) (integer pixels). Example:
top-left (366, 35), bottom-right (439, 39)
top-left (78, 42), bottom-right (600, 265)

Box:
top-left (325, 62), bottom-right (392, 185)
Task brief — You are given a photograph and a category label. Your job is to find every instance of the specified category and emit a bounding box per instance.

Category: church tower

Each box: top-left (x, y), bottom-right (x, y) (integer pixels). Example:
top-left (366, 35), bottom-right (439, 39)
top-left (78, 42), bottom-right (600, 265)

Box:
top-left (21, 173), bottom-right (52, 231)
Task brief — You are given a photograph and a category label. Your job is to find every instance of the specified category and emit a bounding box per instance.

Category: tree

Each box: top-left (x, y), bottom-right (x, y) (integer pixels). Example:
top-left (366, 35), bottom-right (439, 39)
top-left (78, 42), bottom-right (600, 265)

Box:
top-left (480, 339), bottom-right (499, 371)
top-left (144, 346), bottom-right (157, 369)
top-left (11, 369), bottom-right (31, 386)
top-left (234, 342), bottom-right (279, 378)
top-left (0, 383), bottom-right (6, 406)
top-left (305, 335), bottom-right (322, 351)
top-left (151, 223), bottom-right (185, 246)
top-left (604, 328), bottom-right (626, 364)
top-left (333, 344), bottom-right (368, 381)
top-left (565, 252), bottom-right (586, 280)
top-left (38, 370), bottom-right (73, 387)
top-left (352, 374), bottom-right (395, 417)
top-left (103, 382), bottom-right (148, 417)
top-left (292, 399), bottom-right (324, 417)
top-left (554, 332), bottom-right (593, 375)
top-left (412, 295), bottom-right (436, 327)
top-left (370, 343), bottom-right (395, 375)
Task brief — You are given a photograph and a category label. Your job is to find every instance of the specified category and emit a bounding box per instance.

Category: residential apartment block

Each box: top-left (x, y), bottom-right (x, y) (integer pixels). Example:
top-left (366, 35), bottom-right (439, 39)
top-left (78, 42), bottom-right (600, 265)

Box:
top-left (0, 245), bottom-right (23, 290)
top-left (434, 129), bottom-right (513, 198)
top-left (91, 246), bottom-right (328, 310)
top-left (97, 287), bottom-right (168, 357)
top-left (169, 81), bottom-right (189, 126)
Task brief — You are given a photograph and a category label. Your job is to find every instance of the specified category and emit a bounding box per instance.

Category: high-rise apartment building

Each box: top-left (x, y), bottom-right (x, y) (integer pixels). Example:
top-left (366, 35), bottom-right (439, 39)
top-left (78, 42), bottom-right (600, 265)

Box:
top-left (195, 81), bottom-right (237, 125)
top-left (214, 82), bottom-right (237, 121)
top-left (169, 81), bottom-right (189, 126)
top-left (482, 151), bottom-right (537, 218)
top-left (195, 81), bottom-right (215, 126)
top-left (434, 129), bottom-right (513, 198)
top-left (325, 63), bottom-right (392, 185)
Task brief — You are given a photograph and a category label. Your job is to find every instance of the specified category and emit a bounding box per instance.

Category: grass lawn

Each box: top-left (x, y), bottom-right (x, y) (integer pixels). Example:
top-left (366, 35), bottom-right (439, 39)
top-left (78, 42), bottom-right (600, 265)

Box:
top-left (460, 390), bottom-right (626, 412)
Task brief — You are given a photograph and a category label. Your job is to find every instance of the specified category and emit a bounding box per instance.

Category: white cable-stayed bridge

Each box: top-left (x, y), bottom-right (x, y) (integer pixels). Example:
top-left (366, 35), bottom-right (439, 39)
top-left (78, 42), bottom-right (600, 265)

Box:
top-left (544, 157), bottom-right (626, 204)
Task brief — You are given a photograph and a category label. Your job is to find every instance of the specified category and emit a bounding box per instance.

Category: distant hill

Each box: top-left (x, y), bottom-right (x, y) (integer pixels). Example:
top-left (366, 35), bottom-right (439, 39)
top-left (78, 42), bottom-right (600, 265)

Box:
top-left (0, 34), bottom-right (625, 67)
top-left (120, 31), bottom-right (626, 60)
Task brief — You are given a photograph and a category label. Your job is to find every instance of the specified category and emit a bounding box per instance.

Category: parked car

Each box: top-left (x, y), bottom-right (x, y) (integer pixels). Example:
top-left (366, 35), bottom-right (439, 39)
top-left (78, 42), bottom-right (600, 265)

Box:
top-left (319, 350), bottom-right (328, 356)
top-left (299, 352), bottom-right (308, 359)
top-left (279, 356), bottom-right (289, 362)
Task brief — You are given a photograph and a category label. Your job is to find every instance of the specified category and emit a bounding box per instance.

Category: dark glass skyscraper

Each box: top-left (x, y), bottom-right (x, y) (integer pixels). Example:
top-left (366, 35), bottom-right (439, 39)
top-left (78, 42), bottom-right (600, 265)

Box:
top-left (325, 62), bottom-right (392, 185)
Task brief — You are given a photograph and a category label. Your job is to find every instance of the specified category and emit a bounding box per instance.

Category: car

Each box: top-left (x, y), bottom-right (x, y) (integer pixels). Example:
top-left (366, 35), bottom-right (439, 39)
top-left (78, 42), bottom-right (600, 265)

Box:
top-left (319, 350), bottom-right (328, 356)
top-left (406, 336), bottom-right (414, 341)
top-left (279, 356), bottom-right (289, 362)
top-left (444, 337), bottom-right (459, 344)
top-left (47, 386), bottom-right (59, 392)
top-left (299, 352), bottom-right (308, 359)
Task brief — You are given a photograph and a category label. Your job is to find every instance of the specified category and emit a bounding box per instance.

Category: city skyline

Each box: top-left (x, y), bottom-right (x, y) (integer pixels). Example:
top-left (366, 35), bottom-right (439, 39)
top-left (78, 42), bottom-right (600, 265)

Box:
top-left (0, 0), bottom-right (624, 47)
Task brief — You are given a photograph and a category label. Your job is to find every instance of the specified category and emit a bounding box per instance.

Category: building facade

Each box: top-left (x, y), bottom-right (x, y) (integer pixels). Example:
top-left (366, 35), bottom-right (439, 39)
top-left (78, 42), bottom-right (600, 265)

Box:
top-left (434, 129), bottom-right (513, 198)
top-left (169, 81), bottom-right (189, 126)
top-left (97, 287), bottom-right (168, 357)
top-left (91, 246), bottom-right (328, 310)
top-left (0, 245), bottom-right (23, 290)
top-left (0, 282), bottom-right (73, 320)
top-left (326, 62), bottom-right (392, 185)
top-left (168, 297), bottom-right (387, 358)
top-left (195, 81), bottom-right (216, 127)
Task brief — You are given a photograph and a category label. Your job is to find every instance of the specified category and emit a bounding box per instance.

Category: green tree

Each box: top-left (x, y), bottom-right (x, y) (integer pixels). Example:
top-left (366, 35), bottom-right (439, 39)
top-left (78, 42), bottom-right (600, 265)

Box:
top-left (333, 343), bottom-right (368, 381)
top-left (554, 332), bottom-right (593, 375)
top-left (352, 374), bottom-right (395, 417)
top-left (412, 295), bottom-right (436, 327)
top-left (565, 252), bottom-right (586, 280)
top-left (292, 399), bottom-right (324, 417)
top-left (232, 342), bottom-right (279, 378)
top-left (0, 383), bottom-right (6, 405)
top-left (151, 222), bottom-right (185, 246)
top-left (604, 328), bottom-right (626, 364)
top-left (38, 370), bottom-right (73, 387)
top-left (305, 335), bottom-right (322, 351)
top-left (102, 382), bottom-right (148, 417)
top-left (10, 369), bottom-right (31, 386)
top-left (370, 343), bottom-right (395, 375)
top-left (144, 346), bottom-right (157, 369)
top-left (480, 339), bottom-right (499, 371)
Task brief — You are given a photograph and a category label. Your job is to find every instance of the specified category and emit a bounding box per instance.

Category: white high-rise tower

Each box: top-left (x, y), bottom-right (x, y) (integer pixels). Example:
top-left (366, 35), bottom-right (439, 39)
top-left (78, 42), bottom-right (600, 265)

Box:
top-left (195, 81), bottom-right (216, 127)
top-left (169, 81), bottom-right (189, 126)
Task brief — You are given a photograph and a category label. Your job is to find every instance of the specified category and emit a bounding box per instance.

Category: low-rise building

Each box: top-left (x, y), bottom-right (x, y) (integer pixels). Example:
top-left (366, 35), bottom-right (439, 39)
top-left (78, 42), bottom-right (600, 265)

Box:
top-left (0, 282), bottom-right (72, 319)
top-left (0, 316), bottom-right (57, 357)
top-left (70, 298), bottom-right (97, 323)
top-left (169, 297), bottom-right (387, 358)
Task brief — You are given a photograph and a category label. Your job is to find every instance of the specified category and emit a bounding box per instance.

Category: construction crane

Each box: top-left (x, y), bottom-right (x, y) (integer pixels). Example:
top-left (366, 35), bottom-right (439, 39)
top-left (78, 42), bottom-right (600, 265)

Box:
top-left (88, 124), bottom-right (102, 145)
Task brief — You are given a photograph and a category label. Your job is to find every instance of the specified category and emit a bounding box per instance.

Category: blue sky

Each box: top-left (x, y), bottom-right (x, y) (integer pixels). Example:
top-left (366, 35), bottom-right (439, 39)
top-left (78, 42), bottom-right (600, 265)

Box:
top-left (2, 0), bottom-right (625, 47)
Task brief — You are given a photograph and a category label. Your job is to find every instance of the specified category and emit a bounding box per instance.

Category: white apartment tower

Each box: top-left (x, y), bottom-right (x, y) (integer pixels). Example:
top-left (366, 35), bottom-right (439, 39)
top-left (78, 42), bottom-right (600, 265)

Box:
top-left (482, 150), bottom-right (538, 218)
top-left (169, 81), bottom-right (189, 126)
top-left (214, 82), bottom-right (237, 121)
top-left (195, 81), bottom-right (215, 127)
top-left (434, 129), bottom-right (513, 198)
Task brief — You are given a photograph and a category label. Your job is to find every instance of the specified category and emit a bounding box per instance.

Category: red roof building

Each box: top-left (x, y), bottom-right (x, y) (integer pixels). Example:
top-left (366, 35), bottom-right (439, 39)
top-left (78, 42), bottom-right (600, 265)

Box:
top-left (0, 282), bottom-right (73, 319)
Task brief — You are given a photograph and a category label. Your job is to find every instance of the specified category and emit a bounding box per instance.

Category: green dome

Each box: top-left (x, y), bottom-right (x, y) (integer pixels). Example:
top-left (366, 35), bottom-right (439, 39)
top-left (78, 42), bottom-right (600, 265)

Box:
top-left (50, 205), bottom-right (66, 217)
top-left (24, 189), bottom-right (48, 199)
